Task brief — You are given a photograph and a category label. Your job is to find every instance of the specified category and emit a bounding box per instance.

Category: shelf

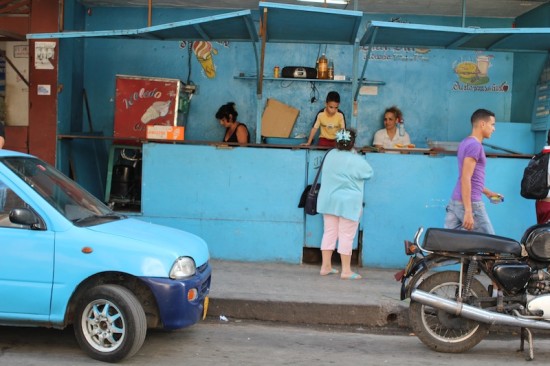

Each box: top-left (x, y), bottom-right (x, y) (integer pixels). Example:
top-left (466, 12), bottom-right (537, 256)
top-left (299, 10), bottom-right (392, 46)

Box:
top-left (234, 75), bottom-right (385, 86)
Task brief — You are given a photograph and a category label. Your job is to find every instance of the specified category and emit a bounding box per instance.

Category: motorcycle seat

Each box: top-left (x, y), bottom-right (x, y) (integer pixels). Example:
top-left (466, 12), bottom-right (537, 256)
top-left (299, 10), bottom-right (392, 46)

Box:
top-left (423, 228), bottom-right (522, 256)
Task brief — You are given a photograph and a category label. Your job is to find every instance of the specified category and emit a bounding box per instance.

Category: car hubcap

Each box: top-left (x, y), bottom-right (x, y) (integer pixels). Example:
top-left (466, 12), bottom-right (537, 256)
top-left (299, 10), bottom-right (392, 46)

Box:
top-left (82, 299), bottom-right (125, 352)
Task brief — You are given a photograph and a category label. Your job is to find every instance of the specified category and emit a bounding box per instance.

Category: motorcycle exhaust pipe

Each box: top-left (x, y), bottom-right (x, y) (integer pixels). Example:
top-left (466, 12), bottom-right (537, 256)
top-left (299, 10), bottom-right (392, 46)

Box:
top-left (411, 289), bottom-right (550, 330)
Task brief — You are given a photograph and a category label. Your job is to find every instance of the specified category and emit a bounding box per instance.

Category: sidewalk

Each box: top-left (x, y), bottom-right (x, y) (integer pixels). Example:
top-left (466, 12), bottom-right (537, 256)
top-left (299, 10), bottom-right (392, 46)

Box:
top-left (207, 260), bottom-right (409, 329)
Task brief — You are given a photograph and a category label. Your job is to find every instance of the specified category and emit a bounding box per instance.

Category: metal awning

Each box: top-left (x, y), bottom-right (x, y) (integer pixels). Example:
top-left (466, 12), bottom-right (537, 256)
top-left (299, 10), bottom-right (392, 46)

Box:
top-left (26, 10), bottom-right (261, 90)
top-left (258, 2), bottom-right (362, 45)
top-left (355, 20), bottom-right (550, 101)
top-left (26, 10), bottom-right (258, 42)
top-left (27, 8), bottom-right (266, 139)
top-left (139, 10), bottom-right (258, 42)
top-left (360, 21), bottom-right (550, 52)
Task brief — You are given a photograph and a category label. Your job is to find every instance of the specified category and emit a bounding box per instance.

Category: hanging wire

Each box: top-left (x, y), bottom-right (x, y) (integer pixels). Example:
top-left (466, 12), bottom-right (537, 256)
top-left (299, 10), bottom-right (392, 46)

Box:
top-left (186, 42), bottom-right (193, 85)
top-left (121, 149), bottom-right (141, 162)
top-left (309, 81), bottom-right (319, 103)
top-left (280, 80), bottom-right (294, 88)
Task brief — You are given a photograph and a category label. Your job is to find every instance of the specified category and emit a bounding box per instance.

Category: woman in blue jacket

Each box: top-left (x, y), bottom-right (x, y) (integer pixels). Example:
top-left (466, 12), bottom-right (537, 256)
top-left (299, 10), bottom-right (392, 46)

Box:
top-left (317, 129), bottom-right (373, 280)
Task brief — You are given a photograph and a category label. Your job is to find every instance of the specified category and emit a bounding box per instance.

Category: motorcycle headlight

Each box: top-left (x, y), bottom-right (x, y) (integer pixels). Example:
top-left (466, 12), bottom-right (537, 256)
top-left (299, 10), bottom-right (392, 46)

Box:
top-left (169, 257), bottom-right (196, 279)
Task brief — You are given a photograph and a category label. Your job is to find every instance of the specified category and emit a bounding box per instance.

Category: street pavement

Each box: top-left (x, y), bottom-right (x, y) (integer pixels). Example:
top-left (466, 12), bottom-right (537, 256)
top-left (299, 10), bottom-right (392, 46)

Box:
top-left (207, 259), bottom-right (409, 329)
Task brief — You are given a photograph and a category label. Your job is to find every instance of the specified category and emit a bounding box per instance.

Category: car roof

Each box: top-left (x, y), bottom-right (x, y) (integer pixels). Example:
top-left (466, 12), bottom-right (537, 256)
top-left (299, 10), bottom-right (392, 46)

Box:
top-left (0, 149), bottom-right (33, 158)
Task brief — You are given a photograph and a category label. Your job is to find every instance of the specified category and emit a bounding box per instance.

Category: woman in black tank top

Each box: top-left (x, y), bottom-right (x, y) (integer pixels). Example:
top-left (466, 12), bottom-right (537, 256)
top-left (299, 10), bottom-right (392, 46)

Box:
top-left (215, 102), bottom-right (250, 144)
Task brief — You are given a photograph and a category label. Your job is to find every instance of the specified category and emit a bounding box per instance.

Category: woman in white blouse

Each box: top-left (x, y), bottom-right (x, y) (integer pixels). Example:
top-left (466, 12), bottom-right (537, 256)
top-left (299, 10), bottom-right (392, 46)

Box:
top-left (372, 105), bottom-right (411, 149)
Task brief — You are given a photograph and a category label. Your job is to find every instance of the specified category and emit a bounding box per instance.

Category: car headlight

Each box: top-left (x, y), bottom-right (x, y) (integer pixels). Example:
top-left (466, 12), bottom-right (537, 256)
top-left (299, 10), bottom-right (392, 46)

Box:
top-left (169, 257), bottom-right (196, 279)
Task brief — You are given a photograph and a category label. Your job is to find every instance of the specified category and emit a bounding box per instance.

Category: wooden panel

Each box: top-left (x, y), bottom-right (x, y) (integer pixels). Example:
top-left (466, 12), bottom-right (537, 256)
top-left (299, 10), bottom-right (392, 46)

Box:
top-left (4, 126), bottom-right (28, 153)
top-left (28, 0), bottom-right (58, 164)
top-left (0, 17), bottom-right (29, 40)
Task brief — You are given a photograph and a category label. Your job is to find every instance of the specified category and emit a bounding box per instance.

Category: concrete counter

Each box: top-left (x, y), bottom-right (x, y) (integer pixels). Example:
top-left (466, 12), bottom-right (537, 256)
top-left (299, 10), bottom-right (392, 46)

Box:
top-left (136, 142), bottom-right (533, 268)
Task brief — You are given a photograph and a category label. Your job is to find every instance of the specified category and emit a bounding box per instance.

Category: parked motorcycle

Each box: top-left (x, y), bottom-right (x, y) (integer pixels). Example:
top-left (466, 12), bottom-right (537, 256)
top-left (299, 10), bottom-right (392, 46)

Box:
top-left (396, 224), bottom-right (550, 361)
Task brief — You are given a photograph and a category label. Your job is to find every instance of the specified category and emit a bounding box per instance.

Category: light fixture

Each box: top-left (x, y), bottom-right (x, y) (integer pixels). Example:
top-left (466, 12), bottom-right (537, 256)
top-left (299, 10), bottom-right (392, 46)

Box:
top-left (298, 0), bottom-right (350, 4)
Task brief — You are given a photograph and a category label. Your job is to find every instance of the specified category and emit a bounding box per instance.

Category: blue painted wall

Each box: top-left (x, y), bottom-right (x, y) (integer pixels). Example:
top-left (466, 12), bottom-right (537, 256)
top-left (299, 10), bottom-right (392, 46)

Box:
top-left (362, 151), bottom-right (532, 267)
top-left (140, 143), bottom-right (306, 263)
top-left (139, 135), bottom-right (534, 268)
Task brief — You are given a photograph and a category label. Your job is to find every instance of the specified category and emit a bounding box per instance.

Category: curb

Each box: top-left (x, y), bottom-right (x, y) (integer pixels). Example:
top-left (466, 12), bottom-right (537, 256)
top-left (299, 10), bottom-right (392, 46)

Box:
top-left (208, 298), bottom-right (410, 328)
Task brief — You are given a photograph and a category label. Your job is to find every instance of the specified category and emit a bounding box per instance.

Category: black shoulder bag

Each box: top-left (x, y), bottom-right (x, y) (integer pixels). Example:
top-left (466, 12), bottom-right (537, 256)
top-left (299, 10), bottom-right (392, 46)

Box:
top-left (298, 150), bottom-right (330, 215)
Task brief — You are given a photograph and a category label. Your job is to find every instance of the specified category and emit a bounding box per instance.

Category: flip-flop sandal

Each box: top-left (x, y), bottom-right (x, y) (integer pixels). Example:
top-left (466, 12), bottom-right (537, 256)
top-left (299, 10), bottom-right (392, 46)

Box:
top-left (320, 268), bottom-right (339, 276)
top-left (341, 273), bottom-right (362, 280)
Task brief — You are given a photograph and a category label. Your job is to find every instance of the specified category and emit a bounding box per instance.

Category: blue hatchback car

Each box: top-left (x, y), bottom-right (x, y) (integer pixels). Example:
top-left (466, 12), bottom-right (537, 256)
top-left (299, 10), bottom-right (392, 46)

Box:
top-left (0, 149), bottom-right (211, 362)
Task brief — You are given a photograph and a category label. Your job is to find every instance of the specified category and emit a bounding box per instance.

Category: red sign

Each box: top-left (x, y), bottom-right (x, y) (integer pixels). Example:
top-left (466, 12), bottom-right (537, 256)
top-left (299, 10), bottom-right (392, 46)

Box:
top-left (114, 75), bottom-right (180, 143)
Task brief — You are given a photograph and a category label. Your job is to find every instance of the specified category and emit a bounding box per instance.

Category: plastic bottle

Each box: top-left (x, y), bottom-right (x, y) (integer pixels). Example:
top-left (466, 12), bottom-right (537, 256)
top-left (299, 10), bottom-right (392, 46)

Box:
top-left (398, 122), bottom-right (405, 136)
top-left (328, 59), bottom-right (334, 80)
top-left (317, 54), bottom-right (328, 79)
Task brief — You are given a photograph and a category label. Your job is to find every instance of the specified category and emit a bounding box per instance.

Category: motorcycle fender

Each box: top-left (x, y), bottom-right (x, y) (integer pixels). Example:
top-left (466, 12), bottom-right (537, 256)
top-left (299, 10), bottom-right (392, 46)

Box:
top-left (400, 257), bottom-right (428, 300)
top-left (400, 256), bottom-right (460, 300)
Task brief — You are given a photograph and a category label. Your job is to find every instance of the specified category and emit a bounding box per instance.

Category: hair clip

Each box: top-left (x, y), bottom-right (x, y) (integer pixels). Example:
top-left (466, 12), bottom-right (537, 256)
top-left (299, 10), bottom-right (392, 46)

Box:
top-left (336, 129), bottom-right (351, 142)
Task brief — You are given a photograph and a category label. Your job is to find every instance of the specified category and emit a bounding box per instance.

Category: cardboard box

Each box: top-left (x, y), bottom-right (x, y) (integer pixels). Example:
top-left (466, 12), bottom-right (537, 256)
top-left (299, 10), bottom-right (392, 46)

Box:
top-left (146, 126), bottom-right (185, 141)
top-left (261, 98), bottom-right (300, 138)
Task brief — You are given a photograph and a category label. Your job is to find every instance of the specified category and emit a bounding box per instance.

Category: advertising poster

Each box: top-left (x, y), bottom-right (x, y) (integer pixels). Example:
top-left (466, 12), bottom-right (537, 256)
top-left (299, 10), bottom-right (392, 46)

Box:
top-left (114, 75), bottom-right (180, 143)
top-left (35, 42), bottom-right (55, 70)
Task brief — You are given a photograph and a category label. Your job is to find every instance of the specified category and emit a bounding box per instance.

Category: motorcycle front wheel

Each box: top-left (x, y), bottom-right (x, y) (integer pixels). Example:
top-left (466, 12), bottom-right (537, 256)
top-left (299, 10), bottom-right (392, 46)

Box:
top-left (409, 270), bottom-right (490, 353)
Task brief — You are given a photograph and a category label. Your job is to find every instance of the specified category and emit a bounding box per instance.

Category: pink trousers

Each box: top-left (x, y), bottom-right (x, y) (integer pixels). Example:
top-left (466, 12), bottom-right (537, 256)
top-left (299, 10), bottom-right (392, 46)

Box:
top-left (320, 214), bottom-right (359, 256)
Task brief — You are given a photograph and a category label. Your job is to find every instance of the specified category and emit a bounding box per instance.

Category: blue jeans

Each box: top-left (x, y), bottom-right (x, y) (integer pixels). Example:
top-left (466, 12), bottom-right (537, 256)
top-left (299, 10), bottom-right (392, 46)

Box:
top-left (444, 200), bottom-right (495, 235)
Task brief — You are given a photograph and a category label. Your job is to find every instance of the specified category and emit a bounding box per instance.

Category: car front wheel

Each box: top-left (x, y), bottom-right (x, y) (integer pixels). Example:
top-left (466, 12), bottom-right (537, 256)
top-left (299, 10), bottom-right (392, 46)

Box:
top-left (74, 284), bottom-right (147, 363)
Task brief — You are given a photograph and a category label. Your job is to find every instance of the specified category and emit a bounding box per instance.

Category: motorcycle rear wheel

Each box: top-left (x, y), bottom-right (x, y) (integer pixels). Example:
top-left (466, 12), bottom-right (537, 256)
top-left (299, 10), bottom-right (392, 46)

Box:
top-left (409, 270), bottom-right (490, 353)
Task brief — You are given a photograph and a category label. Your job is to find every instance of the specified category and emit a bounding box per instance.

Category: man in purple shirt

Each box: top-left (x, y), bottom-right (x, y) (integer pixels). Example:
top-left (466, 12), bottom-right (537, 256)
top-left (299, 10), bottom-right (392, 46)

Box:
top-left (444, 109), bottom-right (502, 234)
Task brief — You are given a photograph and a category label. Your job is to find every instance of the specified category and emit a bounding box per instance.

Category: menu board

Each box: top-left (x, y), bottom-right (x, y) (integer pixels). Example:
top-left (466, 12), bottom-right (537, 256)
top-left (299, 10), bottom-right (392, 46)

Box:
top-left (532, 56), bottom-right (550, 131)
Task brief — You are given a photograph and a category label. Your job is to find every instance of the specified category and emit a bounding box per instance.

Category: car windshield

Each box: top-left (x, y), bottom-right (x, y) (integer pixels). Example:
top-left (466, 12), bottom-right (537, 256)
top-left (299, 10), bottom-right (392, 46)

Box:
top-left (2, 157), bottom-right (119, 225)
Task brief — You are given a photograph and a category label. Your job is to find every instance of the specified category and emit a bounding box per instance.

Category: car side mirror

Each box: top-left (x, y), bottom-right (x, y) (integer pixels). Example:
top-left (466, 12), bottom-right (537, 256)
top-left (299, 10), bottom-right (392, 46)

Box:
top-left (9, 208), bottom-right (42, 229)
